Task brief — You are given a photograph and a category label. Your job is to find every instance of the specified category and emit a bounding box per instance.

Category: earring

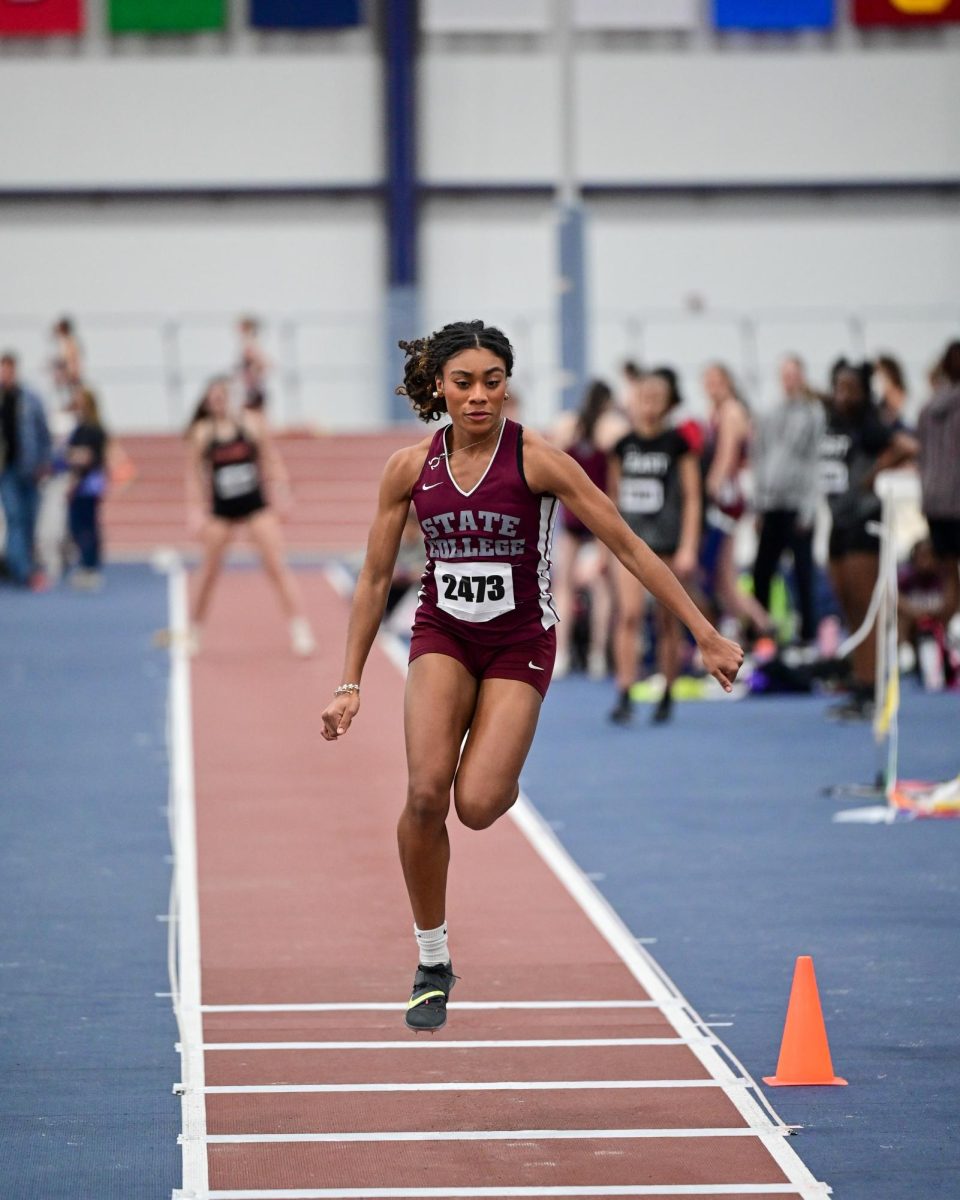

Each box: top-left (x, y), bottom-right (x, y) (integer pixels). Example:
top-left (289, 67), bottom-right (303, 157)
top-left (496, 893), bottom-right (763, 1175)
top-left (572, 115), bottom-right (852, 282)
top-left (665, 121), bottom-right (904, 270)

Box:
top-left (505, 392), bottom-right (511, 400)
top-left (432, 390), bottom-right (440, 399)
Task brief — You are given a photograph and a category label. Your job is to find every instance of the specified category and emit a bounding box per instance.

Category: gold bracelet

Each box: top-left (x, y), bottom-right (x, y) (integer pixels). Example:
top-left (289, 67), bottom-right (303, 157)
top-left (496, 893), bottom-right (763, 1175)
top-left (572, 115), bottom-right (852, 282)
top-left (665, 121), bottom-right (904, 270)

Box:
top-left (333, 683), bottom-right (360, 697)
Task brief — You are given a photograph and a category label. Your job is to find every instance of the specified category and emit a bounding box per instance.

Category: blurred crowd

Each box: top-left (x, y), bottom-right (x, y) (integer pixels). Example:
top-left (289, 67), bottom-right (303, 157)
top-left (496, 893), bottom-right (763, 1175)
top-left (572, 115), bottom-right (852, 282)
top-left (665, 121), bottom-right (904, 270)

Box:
top-left (0, 313), bottom-right (269, 594)
top-left (531, 341), bottom-right (959, 724)
top-left (4, 316), bottom-right (959, 723)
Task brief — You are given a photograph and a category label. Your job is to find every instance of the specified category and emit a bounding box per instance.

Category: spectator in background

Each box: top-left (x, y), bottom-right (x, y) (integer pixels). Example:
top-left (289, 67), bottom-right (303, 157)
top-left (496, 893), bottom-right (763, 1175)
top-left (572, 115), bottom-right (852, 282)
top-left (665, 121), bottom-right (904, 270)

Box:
top-left (873, 354), bottom-right (909, 429)
top-left (819, 361), bottom-right (916, 720)
top-left (551, 380), bottom-right (617, 680)
top-left (50, 317), bottom-right (83, 398)
top-left (0, 352), bottom-right (51, 588)
top-left (608, 368), bottom-right (701, 724)
top-left (917, 339), bottom-right (960, 626)
top-left (36, 379), bottom-right (78, 584)
top-left (236, 315), bottom-right (271, 412)
top-left (700, 363), bottom-right (772, 641)
top-left (751, 355), bottom-right (825, 649)
top-left (67, 388), bottom-right (109, 590)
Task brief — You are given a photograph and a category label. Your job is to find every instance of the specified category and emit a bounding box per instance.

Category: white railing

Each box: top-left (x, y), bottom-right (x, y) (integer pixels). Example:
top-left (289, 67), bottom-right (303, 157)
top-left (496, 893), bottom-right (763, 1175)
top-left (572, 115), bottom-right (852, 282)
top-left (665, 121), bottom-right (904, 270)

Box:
top-left (1, 304), bottom-right (956, 433)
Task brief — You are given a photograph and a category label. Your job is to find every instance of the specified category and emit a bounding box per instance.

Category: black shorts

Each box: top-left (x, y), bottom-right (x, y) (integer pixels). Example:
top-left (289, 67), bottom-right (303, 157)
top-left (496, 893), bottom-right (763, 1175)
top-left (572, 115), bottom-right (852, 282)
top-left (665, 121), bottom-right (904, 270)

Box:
top-left (927, 516), bottom-right (960, 560)
top-left (829, 522), bottom-right (879, 561)
top-left (211, 491), bottom-right (267, 522)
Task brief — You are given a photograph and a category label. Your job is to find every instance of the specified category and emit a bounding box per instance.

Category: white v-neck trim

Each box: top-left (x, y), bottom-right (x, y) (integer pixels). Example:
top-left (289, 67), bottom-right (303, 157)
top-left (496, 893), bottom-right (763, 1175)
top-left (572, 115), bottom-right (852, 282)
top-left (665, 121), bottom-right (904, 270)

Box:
top-left (444, 418), bottom-right (507, 498)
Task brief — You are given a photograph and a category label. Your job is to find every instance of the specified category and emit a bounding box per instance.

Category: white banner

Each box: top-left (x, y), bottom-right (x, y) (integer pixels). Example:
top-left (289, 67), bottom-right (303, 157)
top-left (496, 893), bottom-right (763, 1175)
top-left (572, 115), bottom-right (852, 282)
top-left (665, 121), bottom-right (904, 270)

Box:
top-left (424, 0), bottom-right (698, 33)
top-left (423, 0), bottom-right (551, 33)
top-left (574, 0), bottom-right (699, 29)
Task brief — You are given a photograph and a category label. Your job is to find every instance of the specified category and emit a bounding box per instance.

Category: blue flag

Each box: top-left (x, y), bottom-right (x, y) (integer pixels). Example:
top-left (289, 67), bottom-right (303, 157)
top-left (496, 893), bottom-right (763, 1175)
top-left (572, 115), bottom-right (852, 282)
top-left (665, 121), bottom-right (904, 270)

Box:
top-left (714, 0), bottom-right (834, 28)
top-left (250, 0), bottom-right (361, 28)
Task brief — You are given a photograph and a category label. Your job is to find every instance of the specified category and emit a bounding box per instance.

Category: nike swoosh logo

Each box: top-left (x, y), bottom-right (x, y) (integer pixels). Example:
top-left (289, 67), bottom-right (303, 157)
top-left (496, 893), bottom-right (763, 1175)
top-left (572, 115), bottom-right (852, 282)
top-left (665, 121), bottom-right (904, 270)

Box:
top-left (528, 662), bottom-right (544, 671)
top-left (421, 482), bottom-right (442, 491)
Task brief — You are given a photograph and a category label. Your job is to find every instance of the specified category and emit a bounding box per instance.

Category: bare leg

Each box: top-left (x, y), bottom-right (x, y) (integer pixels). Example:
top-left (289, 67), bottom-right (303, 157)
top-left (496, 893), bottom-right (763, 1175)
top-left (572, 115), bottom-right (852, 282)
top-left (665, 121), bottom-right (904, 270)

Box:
top-left (552, 530), bottom-right (578, 669)
top-left (190, 518), bottom-right (234, 625)
top-left (612, 558), bottom-right (646, 693)
top-left (937, 554), bottom-right (960, 625)
top-left (453, 677), bottom-right (543, 832)
top-left (585, 546), bottom-right (613, 672)
top-left (246, 508), bottom-right (306, 619)
top-left (400, 654), bottom-right (478, 930)
top-left (844, 552), bottom-right (880, 690)
top-left (655, 601), bottom-right (681, 689)
top-left (717, 533), bottom-right (772, 634)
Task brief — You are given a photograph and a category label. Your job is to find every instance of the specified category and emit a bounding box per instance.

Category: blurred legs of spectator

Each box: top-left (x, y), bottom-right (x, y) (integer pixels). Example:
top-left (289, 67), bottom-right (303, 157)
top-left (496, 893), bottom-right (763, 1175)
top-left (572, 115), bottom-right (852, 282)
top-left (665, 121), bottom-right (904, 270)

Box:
top-left (753, 510), bottom-right (817, 643)
top-left (828, 552), bottom-right (879, 712)
top-left (0, 468), bottom-right (40, 585)
top-left (68, 494), bottom-right (102, 586)
top-left (553, 531), bottom-right (611, 678)
top-left (37, 473), bottom-right (71, 583)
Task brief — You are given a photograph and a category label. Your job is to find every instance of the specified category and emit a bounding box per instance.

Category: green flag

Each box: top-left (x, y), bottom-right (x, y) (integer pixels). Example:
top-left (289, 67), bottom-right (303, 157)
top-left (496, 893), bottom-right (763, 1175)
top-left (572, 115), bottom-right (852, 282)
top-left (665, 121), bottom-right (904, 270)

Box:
top-left (109, 0), bottom-right (225, 32)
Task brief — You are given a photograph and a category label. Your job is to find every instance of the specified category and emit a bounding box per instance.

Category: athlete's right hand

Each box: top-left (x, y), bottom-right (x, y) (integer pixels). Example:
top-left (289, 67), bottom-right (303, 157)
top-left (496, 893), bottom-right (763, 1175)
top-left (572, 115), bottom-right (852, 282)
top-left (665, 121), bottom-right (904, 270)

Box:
top-left (321, 693), bottom-right (361, 741)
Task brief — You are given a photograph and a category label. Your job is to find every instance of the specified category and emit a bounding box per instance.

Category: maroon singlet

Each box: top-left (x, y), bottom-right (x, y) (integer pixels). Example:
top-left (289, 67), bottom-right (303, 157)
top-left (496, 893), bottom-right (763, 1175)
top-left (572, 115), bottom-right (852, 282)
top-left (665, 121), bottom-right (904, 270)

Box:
top-left (411, 418), bottom-right (559, 648)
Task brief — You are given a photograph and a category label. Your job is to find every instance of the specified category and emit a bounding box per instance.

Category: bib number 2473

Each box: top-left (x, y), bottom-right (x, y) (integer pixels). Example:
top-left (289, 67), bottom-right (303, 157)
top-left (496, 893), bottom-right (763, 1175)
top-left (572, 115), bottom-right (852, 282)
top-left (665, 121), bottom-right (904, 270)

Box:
top-left (435, 560), bottom-right (515, 624)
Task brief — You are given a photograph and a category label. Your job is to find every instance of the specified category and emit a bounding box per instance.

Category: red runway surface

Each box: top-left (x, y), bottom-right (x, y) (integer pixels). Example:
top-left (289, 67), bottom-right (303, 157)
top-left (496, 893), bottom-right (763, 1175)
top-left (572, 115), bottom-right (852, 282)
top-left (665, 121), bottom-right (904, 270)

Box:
top-left (171, 567), bottom-right (828, 1199)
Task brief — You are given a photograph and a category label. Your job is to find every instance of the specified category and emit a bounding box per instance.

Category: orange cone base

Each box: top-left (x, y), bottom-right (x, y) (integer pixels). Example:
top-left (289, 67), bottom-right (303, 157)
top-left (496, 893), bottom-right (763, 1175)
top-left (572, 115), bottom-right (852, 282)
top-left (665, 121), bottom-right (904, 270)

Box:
top-left (763, 1074), bottom-right (847, 1087)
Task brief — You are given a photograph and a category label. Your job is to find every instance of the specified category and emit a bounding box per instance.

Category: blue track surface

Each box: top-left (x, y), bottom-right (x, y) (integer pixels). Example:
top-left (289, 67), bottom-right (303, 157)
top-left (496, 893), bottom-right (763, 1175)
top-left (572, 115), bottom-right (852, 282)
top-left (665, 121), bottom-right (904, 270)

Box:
top-left (523, 678), bottom-right (960, 1200)
top-left (0, 567), bottom-right (179, 1200)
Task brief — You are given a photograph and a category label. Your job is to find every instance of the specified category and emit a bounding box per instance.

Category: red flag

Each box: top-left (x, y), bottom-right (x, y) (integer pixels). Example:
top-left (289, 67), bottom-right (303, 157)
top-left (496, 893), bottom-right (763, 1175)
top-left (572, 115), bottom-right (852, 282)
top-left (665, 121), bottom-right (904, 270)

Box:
top-left (0, 0), bottom-right (83, 34)
top-left (853, 0), bottom-right (960, 24)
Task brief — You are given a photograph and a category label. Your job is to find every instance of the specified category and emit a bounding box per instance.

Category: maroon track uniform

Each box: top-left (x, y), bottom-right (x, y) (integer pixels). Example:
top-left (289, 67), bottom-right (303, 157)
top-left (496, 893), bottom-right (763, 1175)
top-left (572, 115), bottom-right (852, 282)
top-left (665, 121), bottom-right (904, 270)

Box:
top-left (409, 418), bottom-right (558, 697)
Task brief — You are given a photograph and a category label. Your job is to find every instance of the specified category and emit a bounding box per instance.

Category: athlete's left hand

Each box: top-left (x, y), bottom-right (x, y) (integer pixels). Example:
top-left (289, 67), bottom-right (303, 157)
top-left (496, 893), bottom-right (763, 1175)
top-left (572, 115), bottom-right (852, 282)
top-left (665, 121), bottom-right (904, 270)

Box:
top-left (698, 629), bottom-right (744, 693)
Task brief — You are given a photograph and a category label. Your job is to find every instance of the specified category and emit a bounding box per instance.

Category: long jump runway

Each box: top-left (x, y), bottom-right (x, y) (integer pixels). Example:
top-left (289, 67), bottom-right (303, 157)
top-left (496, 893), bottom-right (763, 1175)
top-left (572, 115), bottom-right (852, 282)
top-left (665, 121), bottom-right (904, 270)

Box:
top-left (170, 567), bottom-right (830, 1199)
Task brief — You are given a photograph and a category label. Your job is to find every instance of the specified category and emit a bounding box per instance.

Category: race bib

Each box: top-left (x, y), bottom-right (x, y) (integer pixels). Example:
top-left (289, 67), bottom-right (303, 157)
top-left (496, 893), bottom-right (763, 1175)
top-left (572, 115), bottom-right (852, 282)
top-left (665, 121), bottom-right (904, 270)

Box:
top-left (435, 560), bottom-right (515, 624)
top-left (214, 462), bottom-right (259, 500)
top-left (818, 459), bottom-right (848, 496)
top-left (620, 477), bottom-right (664, 515)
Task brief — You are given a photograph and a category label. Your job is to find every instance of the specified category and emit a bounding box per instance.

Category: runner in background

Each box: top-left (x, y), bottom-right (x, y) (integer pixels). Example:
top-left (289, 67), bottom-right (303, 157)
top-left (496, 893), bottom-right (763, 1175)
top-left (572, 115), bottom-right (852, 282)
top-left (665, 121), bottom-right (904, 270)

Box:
top-left (917, 339), bottom-right (960, 629)
top-left (550, 379), bottom-right (619, 679)
top-left (320, 321), bottom-right (743, 1032)
top-left (184, 377), bottom-right (315, 657)
top-left (819, 361), bottom-right (916, 720)
top-left (700, 363), bottom-right (773, 642)
top-left (608, 368), bottom-right (702, 725)
top-left (751, 355), bottom-right (825, 652)
top-left (66, 387), bottom-right (109, 591)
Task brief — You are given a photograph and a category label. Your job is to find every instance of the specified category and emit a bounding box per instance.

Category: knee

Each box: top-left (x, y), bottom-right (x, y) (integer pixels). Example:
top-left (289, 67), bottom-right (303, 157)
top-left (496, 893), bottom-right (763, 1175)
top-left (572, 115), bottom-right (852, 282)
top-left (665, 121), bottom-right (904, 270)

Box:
top-left (454, 780), bottom-right (518, 831)
top-left (402, 781), bottom-right (450, 830)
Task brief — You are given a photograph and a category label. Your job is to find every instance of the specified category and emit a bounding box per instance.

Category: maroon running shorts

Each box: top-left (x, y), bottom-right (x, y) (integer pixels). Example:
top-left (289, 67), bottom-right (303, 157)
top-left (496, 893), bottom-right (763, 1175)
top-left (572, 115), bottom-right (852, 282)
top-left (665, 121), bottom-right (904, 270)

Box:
top-left (408, 622), bottom-right (557, 700)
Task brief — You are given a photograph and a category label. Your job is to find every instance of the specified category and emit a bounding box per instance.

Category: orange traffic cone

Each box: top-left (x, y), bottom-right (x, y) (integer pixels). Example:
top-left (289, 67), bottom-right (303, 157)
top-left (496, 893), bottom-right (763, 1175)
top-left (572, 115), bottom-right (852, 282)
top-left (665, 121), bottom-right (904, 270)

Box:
top-left (763, 956), bottom-right (847, 1086)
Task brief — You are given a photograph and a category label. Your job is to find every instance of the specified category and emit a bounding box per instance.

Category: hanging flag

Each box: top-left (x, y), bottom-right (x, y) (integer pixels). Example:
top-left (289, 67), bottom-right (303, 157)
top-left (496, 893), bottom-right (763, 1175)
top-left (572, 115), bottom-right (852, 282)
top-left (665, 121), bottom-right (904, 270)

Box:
top-left (853, 0), bottom-right (960, 24)
top-left (714, 0), bottom-right (835, 29)
top-left (250, 0), bottom-right (361, 28)
top-left (0, 0), bottom-right (83, 35)
top-left (109, 0), bottom-right (225, 33)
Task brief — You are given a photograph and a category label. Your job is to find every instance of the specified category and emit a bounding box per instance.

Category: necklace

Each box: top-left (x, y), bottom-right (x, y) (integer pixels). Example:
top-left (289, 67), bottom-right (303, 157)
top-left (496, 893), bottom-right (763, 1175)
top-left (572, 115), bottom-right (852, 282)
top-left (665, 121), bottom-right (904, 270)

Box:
top-left (428, 418), bottom-right (504, 470)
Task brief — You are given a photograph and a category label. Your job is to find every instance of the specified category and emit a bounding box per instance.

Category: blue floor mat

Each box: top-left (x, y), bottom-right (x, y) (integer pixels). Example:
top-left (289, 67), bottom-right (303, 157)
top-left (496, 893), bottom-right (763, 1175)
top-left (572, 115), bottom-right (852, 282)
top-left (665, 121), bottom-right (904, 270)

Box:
top-left (0, 566), bottom-right (179, 1200)
top-left (523, 677), bottom-right (960, 1200)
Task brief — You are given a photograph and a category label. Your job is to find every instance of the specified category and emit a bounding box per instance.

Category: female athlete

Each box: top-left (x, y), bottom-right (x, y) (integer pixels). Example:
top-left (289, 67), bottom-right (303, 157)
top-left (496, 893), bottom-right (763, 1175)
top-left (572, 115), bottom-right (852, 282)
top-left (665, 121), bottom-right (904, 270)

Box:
top-left (185, 376), bottom-right (315, 656)
top-left (320, 321), bottom-right (743, 1032)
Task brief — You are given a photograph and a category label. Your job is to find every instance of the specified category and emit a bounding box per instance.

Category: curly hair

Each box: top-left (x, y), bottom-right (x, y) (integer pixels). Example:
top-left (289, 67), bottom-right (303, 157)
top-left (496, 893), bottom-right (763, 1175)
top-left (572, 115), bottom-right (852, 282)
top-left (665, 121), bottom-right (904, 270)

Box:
top-left (396, 320), bottom-right (514, 422)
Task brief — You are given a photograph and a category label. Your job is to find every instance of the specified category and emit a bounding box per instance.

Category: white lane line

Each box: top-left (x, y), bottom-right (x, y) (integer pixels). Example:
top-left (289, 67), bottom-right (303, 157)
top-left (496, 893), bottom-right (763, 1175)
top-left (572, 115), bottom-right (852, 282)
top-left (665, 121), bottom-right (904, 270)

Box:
top-left (203, 1187), bottom-right (822, 1199)
top-left (200, 1185), bottom-right (816, 1195)
top-left (507, 794), bottom-right (830, 1199)
top-left (199, 1037), bottom-right (700, 1051)
top-left (200, 1000), bottom-right (667, 1013)
top-left (168, 562), bottom-right (209, 1197)
top-left (200, 1079), bottom-right (741, 1094)
top-left (200, 1127), bottom-right (784, 1144)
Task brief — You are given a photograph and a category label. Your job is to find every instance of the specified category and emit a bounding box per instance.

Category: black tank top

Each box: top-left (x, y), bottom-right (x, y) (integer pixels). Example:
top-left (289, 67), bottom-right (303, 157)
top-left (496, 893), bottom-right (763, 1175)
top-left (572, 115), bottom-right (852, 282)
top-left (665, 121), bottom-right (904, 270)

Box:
top-left (206, 423), bottom-right (266, 520)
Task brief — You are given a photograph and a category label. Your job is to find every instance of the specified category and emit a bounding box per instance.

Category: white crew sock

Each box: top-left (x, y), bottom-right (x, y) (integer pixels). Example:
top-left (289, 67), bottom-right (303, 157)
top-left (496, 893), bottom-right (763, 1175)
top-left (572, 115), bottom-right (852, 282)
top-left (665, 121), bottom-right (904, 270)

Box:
top-left (414, 922), bottom-right (449, 967)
